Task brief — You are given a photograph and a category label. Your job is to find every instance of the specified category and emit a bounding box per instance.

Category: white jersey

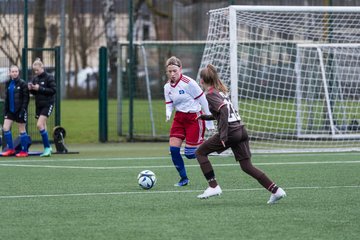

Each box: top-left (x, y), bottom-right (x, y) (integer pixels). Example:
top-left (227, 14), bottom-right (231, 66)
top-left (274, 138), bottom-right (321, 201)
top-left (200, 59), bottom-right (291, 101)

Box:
top-left (164, 74), bottom-right (203, 113)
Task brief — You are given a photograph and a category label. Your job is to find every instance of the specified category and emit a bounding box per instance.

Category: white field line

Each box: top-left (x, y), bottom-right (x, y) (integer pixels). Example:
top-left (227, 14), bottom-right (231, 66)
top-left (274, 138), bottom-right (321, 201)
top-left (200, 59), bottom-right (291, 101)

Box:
top-left (0, 151), bottom-right (359, 163)
top-left (0, 156), bottom-right (170, 163)
top-left (0, 185), bottom-right (359, 200)
top-left (0, 160), bottom-right (359, 170)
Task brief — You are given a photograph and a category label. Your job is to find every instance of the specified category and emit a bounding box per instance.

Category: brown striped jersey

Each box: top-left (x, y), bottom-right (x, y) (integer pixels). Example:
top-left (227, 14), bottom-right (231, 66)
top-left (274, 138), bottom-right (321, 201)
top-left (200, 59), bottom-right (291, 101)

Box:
top-left (205, 87), bottom-right (243, 140)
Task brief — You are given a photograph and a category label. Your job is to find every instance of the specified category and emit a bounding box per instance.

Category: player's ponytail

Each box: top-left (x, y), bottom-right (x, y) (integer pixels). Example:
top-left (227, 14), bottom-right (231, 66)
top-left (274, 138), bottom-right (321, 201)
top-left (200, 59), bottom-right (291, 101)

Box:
top-left (200, 64), bottom-right (228, 93)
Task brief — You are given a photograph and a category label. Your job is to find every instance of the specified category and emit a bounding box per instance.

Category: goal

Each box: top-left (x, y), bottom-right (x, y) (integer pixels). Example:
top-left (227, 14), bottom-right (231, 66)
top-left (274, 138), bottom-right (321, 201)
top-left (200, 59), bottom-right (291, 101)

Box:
top-left (199, 6), bottom-right (360, 153)
top-left (295, 43), bottom-right (360, 140)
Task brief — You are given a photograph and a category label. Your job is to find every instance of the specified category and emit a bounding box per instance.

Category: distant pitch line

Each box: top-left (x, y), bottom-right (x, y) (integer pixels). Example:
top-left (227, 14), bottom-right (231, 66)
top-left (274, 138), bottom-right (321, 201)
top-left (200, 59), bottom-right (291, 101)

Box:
top-left (0, 160), bottom-right (359, 170)
top-left (0, 151), bottom-right (359, 163)
top-left (0, 185), bottom-right (359, 200)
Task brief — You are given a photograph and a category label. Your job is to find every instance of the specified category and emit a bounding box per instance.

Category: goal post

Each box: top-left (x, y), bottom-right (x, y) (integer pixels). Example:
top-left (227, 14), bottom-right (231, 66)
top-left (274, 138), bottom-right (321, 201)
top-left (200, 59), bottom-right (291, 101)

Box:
top-left (295, 43), bottom-right (360, 140)
top-left (199, 6), bottom-right (360, 152)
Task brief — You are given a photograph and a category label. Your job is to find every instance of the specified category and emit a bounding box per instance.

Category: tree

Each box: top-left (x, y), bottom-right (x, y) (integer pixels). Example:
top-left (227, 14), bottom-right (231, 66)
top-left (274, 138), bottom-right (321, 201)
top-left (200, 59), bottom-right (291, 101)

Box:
top-left (67, 0), bottom-right (103, 97)
top-left (140, 0), bottom-right (172, 95)
top-left (0, 1), bottom-right (22, 65)
top-left (102, 0), bottom-right (119, 97)
top-left (32, 0), bottom-right (47, 60)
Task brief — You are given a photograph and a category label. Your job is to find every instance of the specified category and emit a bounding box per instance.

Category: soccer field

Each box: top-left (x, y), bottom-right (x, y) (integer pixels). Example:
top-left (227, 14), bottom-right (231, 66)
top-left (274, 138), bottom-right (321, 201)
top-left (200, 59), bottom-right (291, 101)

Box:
top-left (0, 143), bottom-right (359, 240)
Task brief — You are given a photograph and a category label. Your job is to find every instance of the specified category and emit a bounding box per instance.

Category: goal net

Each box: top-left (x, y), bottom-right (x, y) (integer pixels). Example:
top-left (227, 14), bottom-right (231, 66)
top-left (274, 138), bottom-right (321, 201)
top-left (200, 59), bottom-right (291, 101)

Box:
top-left (199, 6), bottom-right (360, 153)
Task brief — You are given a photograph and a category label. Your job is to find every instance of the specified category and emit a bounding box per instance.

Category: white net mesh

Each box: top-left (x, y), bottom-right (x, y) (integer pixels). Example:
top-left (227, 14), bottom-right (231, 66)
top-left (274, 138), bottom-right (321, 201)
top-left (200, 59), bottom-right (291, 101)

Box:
top-left (199, 6), bottom-right (360, 153)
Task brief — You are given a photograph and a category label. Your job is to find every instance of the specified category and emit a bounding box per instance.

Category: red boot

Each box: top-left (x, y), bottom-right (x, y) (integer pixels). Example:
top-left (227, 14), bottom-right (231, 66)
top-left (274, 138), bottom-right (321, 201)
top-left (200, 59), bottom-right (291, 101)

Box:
top-left (15, 151), bottom-right (29, 157)
top-left (2, 149), bottom-right (16, 156)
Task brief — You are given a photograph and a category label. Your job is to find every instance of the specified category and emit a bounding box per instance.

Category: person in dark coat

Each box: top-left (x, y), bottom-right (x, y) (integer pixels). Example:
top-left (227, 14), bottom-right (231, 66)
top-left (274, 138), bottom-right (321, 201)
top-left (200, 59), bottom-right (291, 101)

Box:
top-left (2, 65), bottom-right (30, 157)
top-left (28, 58), bottom-right (56, 157)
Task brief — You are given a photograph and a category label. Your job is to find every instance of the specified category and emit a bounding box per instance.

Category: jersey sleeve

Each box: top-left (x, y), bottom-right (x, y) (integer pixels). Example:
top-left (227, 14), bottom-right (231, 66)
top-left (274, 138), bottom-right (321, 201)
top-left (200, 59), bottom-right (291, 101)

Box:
top-left (41, 75), bottom-right (56, 96)
top-left (163, 84), bottom-right (172, 103)
top-left (164, 84), bottom-right (173, 120)
top-left (218, 106), bottom-right (229, 142)
top-left (206, 92), bottom-right (225, 112)
top-left (196, 93), bottom-right (211, 115)
top-left (187, 79), bottom-right (204, 99)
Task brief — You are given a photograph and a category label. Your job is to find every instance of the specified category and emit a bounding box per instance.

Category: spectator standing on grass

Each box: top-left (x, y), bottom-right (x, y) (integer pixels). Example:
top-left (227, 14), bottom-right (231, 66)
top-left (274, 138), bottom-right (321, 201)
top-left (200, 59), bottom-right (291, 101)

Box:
top-left (2, 65), bottom-right (30, 157)
top-left (28, 58), bottom-right (56, 157)
top-left (164, 56), bottom-right (215, 187)
top-left (195, 64), bottom-right (286, 204)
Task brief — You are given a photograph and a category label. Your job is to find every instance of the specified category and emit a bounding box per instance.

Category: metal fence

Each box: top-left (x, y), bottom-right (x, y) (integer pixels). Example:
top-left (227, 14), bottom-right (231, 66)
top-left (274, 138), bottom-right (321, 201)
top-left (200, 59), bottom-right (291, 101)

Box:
top-left (2, 1), bottom-right (358, 96)
top-left (1, 0), bottom-right (360, 142)
top-left (115, 41), bottom-right (207, 141)
top-left (1, 48), bottom-right (61, 143)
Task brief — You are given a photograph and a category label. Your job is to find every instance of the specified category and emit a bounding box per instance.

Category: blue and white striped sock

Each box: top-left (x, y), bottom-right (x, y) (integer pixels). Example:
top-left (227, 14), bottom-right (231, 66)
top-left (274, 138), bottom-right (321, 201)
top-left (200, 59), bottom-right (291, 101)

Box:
top-left (184, 146), bottom-right (197, 159)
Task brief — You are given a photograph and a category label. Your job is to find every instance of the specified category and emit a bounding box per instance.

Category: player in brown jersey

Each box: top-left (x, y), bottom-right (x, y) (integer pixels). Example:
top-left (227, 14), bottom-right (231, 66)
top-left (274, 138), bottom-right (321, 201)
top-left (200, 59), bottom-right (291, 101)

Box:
top-left (195, 64), bottom-right (286, 204)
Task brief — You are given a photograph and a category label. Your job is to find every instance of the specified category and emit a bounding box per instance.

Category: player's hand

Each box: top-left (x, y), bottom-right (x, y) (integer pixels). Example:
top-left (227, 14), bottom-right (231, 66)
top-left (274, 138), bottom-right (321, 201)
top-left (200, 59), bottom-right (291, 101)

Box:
top-left (166, 114), bottom-right (171, 122)
top-left (32, 84), bottom-right (40, 91)
top-left (197, 114), bottom-right (215, 121)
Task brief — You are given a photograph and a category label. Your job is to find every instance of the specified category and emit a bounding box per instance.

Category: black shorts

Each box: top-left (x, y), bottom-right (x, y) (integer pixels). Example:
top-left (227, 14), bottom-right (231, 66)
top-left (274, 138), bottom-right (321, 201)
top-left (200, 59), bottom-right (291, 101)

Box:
top-left (197, 125), bottom-right (251, 161)
top-left (4, 110), bottom-right (27, 124)
top-left (36, 105), bottom-right (54, 119)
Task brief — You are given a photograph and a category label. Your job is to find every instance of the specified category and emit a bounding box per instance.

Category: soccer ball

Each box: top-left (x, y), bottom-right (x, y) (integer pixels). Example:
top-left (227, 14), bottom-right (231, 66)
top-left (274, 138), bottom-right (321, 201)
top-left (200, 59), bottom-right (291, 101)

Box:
top-left (137, 170), bottom-right (157, 190)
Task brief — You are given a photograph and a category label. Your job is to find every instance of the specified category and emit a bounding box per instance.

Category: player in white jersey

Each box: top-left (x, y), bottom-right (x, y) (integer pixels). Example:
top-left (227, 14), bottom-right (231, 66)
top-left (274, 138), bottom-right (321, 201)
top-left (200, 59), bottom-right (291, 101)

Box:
top-left (164, 56), bottom-right (214, 187)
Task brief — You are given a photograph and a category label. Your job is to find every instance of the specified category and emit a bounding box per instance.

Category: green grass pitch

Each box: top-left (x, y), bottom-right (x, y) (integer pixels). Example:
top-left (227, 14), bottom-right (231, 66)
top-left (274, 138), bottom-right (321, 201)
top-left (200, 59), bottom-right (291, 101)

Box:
top-left (0, 142), bottom-right (359, 239)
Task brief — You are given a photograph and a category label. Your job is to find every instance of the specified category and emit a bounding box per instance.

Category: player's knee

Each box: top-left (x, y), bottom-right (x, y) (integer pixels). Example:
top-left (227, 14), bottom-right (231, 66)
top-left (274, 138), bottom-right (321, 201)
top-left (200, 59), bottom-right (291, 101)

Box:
top-left (195, 147), bottom-right (204, 158)
top-left (36, 122), bottom-right (43, 130)
top-left (3, 130), bottom-right (11, 135)
top-left (184, 146), bottom-right (197, 159)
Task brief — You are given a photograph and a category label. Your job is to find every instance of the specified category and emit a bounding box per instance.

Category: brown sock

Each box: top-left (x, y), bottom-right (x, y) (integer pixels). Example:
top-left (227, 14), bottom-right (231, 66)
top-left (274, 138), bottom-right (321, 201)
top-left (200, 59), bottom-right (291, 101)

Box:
top-left (239, 158), bottom-right (277, 192)
top-left (197, 154), bottom-right (218, 188)
top-left (267, 183), bottom-right (279, 193)
top-left (208, 178), bottom-right (218, 188)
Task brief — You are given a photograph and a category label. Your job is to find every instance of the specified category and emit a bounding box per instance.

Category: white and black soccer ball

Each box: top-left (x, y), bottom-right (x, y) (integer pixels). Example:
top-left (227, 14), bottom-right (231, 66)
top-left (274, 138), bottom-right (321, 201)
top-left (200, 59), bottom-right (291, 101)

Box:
top-left (137, 170), bottom-right (156, 190)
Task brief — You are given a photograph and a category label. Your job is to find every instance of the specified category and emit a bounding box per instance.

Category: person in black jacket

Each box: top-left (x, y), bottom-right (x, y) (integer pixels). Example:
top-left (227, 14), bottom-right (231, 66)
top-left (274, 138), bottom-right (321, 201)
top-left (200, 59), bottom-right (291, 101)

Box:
top-left (28, 58), bottom-right (56, 157)
top-left (2, 65), bottom-right (30, 157)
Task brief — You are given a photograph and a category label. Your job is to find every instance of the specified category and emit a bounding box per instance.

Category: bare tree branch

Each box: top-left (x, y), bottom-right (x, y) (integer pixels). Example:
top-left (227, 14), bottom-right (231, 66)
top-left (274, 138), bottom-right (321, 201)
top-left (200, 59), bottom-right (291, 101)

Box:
top-left (0, 1), bottom-right (22, 65)
top-left (145, 0), bottom-right (169, 18)
top-left (102, 0), bottom-right (119, 97)
top-left (32, 0), bottom-right (47, 60)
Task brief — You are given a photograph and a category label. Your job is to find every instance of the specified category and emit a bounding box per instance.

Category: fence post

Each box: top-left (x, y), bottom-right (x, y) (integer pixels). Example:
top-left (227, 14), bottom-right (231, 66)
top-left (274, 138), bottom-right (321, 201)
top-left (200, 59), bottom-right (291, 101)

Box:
top-left (128, 0), bottom-right (135, 141)
top-left (21, 48), bottom-right (28, 82)
top-left (22, 0), bottom-right (28, 82)
top-left (55, 46), bottom-right (61, 126)
top-left (99, 46), bottom-right (108, 142)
